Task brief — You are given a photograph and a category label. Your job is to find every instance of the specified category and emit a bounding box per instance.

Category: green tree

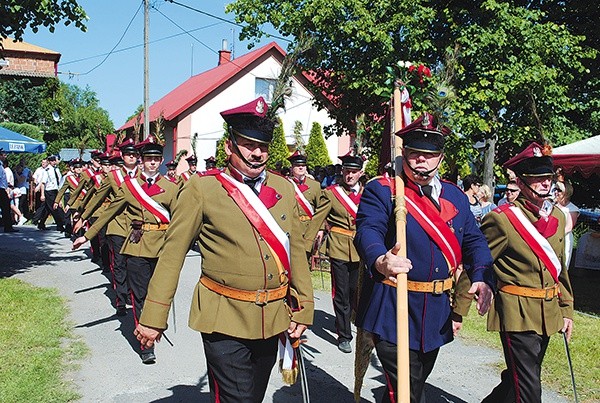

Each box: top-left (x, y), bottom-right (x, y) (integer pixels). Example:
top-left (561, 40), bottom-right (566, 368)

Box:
top-left (41, 81), bottom-right (113, 154)
top-left (0, 78), bottom-right (44, 124)
top-left (215, 124), bottom-right (229, 168)
top-left (305, 122), bottom-right (331, 171)
top-left (0, 0), bottom-right (87, 43)
top-left (227, 0), bottom-right (597, 185)
top-left (268, 118), bottom-right (290, 170)
top-left (292, 120), bottom-right (304, 152)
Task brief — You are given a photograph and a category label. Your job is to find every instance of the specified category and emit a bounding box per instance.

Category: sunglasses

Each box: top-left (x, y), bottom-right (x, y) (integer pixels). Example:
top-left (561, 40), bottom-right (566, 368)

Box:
top-left (506, 189), bottom-right (519, 193)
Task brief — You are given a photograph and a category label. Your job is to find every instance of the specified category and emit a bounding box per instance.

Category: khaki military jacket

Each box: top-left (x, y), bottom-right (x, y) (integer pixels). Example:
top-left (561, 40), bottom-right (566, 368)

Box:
top-left (79, 173), bottom-right (108, 219)
top-left (290, 176), bottom-right (331, 253)
top-left (55, 172), bottom-right (78, 207)
top-left (481, 198), bottom-right (574, 336)
top-left (140, 168), bottom-right (314, 340)
top-left (85, 174), bottom-right (178, 258)
top-left (321, 184), bottom-right (362, 262)
top-left (82, 168), bottom-right (138, 237)
top-left (69, 169), bottom-right (98, 212)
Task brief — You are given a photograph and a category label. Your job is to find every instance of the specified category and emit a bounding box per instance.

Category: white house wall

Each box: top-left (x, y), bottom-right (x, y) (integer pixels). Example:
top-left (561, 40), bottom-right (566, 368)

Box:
top-left (175, 54), bottom-right (348, 171)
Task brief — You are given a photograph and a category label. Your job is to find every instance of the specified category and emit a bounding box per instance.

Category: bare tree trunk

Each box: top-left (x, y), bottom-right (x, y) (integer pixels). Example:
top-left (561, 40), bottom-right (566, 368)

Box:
top-left (483, 133), bottom-right (497, 189)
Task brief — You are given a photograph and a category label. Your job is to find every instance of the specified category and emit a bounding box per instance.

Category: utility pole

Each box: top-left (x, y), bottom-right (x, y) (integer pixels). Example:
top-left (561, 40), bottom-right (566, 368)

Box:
top-left (143, 0), bottom-right (150, 140)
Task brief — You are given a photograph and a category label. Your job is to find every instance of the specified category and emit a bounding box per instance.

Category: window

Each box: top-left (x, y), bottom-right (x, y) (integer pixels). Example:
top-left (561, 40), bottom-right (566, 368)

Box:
top-left (255, 78), bottom-right (277, 103)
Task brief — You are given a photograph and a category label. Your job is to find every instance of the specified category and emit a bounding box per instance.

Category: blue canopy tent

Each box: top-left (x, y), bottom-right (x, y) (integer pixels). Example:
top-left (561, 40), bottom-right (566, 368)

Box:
top-left (0, 126), bottom-right (46, 154)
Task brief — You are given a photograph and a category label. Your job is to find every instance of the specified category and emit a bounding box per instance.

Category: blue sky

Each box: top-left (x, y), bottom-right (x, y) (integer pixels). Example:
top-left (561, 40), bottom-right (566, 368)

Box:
top-left (23, 0), bottom-right (287, 128)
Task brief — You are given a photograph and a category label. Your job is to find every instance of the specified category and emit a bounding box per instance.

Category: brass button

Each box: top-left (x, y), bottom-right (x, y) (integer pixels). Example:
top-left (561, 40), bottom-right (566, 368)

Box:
top-left (267, 273), bottom-right (273, 280)
top-left (281, 214), bottom-right (287, 220)
top-left (264, 255), bottom-right (270, 260)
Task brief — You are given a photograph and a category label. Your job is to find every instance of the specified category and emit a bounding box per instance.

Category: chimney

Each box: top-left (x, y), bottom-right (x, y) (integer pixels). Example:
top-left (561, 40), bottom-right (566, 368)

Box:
top-left (218, 39), bottom-right (231, 65)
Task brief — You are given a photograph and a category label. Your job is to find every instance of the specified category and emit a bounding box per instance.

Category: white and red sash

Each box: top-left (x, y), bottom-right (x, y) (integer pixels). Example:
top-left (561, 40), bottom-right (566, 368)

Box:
top-left (111, 170), bottom-right (125, 186)
top-left (180, 171), bottom-right (191, 182)
top-left (124, 177), bottom-right (170, 224)
top-left (83, 168), bottom-right (95, 179)
top-left (404, 187), bottom-right (462, 272)
top-left (330, 185), bottom-right (358, 219)
top-left (215, 173), bottom-right (291, 272)
top-left (496, 204), bottom-right (561, 283)
top-left (66, 175), bottom-right (80, 189)
top-left (91, 173), bottom-right (103, 188)
top-left (287, 178), bottom-right (314, 218)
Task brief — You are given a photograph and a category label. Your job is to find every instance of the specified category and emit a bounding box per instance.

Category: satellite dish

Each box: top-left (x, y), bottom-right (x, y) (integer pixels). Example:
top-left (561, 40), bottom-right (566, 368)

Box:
top-left (52, 110), bottom-right (61, 122)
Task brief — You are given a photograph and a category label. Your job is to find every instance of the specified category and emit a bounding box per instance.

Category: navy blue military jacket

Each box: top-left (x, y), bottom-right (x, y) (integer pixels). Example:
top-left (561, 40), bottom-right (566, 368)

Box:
top-left (355, 175), bottom-right (494, 352)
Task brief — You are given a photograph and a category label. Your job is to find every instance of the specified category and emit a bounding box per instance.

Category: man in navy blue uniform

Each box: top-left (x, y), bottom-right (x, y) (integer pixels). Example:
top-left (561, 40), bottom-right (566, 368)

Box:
top-left (354, 112), bottom-right (495, 402)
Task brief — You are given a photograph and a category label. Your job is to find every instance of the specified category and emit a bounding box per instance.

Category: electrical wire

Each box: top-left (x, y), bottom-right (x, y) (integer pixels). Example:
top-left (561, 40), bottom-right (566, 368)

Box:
top-left (80, 1), bottom-right (143, 75)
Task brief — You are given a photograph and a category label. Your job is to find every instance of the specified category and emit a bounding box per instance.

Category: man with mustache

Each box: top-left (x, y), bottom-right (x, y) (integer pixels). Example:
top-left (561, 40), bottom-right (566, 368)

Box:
top-left (481, 142), bottom-right (574, 402)
top-left (133, 97), bottom-right (313, 402)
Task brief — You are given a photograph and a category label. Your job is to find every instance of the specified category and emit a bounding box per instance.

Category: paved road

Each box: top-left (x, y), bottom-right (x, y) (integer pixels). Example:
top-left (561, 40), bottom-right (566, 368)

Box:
top-left (1, 225), bottom-right (567, 402)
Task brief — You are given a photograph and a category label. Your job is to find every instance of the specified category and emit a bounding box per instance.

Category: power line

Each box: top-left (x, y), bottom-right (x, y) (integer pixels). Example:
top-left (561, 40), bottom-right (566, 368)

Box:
top-left (81, 1), bottom-right (143, 75)
top-left (165, 0), bottom-right (292, 44)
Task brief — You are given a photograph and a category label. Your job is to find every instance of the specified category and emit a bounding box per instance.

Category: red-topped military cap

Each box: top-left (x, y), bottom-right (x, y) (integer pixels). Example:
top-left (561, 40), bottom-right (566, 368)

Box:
top-left (338, 151), bottom-right (364, 169)
top-left (287, 150), bottom-right (307, 165)
top-left (118, 138), bottom-right (138, 154)
top-left (204, 156), bottom-right (217, 169)
top-left (185, 154), bottom-right (198, 164)
top-left (220, 97), bottom-right (275, 144)
top-left (165, 159), bottom-right (178, 169)
top-left (503, 141), bottom-right (554, 177)
top-left (109, 151), bottom-right (123, 165)
top-left (98, 152), bottom-right (111, 165)
top-left (135, 136), bottom-right (163, 157)
top-left (70, 158), bottom-right (83, 168)
top-left (90, 149), bottom-right (103, 160)
top-left (396, 112), bottom-right (450, 153)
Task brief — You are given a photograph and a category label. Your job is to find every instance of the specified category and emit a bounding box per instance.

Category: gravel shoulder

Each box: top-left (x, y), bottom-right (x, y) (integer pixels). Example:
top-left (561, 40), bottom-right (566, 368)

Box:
top-left (1, 226), bottom-right (567, 402)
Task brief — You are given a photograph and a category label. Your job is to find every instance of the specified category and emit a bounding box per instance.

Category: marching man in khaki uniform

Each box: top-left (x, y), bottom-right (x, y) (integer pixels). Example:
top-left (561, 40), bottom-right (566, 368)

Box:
top-left (74, 138), bottom-right (140, 316)
top-left (317, 152), bottom-right (364, 354)
top-left (481, 142), bottom-right (574, 402)
top-left (133, 97), bottom-right (313, 402)
top-left (73, 137), bottom-right (179, 364)
top-left (286, 150), bottom-right (331, 258)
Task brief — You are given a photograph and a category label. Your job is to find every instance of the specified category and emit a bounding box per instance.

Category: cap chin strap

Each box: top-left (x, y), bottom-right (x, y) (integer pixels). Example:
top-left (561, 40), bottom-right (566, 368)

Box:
top-left (406, 159), bottom-right (442, 180)
top-left (517, 175), bottom-right (552, 199)
top-left (228, 128), bottom-right (269, 170)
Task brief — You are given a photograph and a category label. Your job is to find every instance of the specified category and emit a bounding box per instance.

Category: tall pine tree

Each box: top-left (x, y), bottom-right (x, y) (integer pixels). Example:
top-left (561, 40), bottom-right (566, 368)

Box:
top-left (267, 118), bottom-right (290, 169)
top-left (305, 122), bottom-right (331, 171)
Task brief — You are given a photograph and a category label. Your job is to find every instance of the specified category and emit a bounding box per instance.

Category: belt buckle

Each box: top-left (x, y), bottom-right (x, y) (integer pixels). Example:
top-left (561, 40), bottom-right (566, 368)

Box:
top-left (432, 280), bottom-right (445, 295)
top-left (544, 286), bottom-right (555, 301)
top-left (255, 289), bottom-right (269, 306)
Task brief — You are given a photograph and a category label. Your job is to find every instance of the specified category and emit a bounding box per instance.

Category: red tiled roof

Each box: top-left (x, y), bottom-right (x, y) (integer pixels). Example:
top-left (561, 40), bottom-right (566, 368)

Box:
top-left (119, 42), bottom-right (286, 130)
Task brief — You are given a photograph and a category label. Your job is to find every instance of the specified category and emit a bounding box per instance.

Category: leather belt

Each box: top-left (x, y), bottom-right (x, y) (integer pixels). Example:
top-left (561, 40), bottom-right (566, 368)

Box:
top-left (498, 281), bottom-right (559, 300)
top-left (330, 226), bottom-right (356, 238)
top-left (299, 216), bottom-right (312, 222)
top-left (382, 277), bottom-right (453, 294)
top-left (141, 223), bottom-right (169, 231)
top-left (200, 275), bottom-right (288, 306)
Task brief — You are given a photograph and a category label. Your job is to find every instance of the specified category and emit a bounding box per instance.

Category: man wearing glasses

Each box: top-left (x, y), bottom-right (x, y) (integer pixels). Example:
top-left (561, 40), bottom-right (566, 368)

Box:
top-left (498, 180), bottom-right (520, 206)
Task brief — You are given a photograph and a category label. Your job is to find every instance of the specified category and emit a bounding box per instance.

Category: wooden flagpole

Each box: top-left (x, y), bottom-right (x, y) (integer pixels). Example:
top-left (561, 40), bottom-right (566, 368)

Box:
top-left (392, 81), bottom-right (410, 402)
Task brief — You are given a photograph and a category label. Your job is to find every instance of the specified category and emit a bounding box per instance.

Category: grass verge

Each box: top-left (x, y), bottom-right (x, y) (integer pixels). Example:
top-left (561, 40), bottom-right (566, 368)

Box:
top-left (460, 310), bottom-right (599, 402)
top-left (0, 278), bottom-right (88, 403)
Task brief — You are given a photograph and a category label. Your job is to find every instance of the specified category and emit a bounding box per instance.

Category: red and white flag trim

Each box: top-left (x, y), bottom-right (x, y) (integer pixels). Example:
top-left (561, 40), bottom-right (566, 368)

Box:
top-left (217, 173), bottom-right (291, 271)
top-left (111, 170), bottom-right (125, 186)
top-left (287, 178), bottom-right (314, 218)
top-left (405, 194), bottom-right (461, 271)
top-left (499, 205), bottom-right (562, 283)
top-left (66, 175), bottom-right (80, 188)
top-left (124, 177), bottom-right (170, 224)
top-left (331, 185), bottom-right (358, 219)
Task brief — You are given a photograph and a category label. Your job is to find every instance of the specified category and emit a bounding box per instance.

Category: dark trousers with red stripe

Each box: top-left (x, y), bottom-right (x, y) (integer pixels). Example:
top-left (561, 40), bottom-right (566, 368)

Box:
top-left (375, 339), bottom-right (439, 403)
top-left (202, 332), bottom-right (278, 403)
top-left (482, 331), bottom-right (549, 403)
top-left (107, 235), bottom-right (129, 308)
top-left (330, 258), bottom-right (359, 342)
top-left (127, 255), bottom-right (157, 353)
